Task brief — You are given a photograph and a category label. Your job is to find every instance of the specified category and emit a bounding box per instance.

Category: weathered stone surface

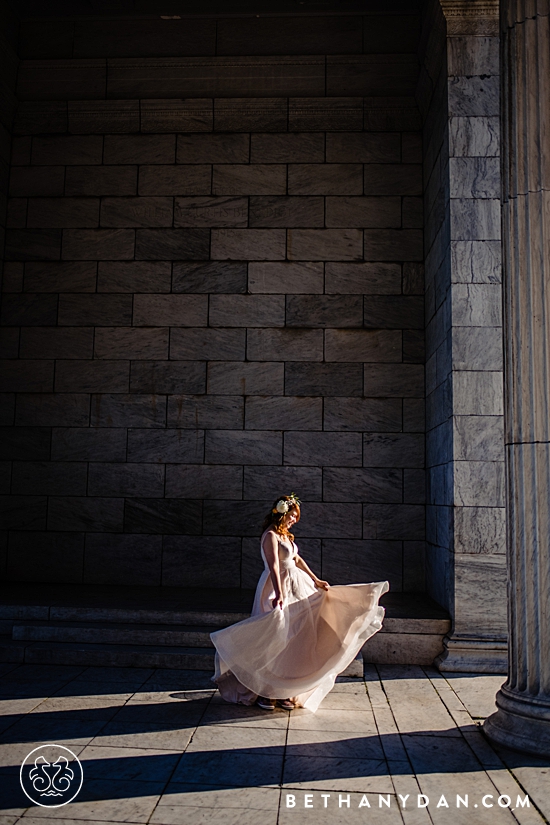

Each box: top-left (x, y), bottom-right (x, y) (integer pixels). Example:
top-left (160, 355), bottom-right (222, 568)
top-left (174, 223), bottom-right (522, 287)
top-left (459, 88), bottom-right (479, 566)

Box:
top-left (165, 465), bottom-right (243, 499)
top-left (288, 164), bottom-right (362, 195)
top-left (364, 364), bottom-right (424, 397)
top-left (1, 293), bottom-right (58, 326)
top-left (90, 394), bottom-right (167, 428)
top-left (127, 429), bottom-right (204, 463)
top-left (286, 295), bottom-right (363, 328)
top-left (454, 506), bottom-right (505, 554)
top-left (97, 261), bottom-right (171, 293)
top-left (27, 197), bottom-right (99, 228)
top-left (62, 229), bottom-right (135, 260)
top-left (208, 361), bottom-right (284, 395)
top-left (363, 503), bottom-right (425, 540)
top-left (84, 533), bottom-right (162, 585)
top-left (72, 18), bottom-right (215, 58)
top-left (58, 294), bottom-right (132, 326)
top-left (289, 97), bottom-right (363, 131)
top-left (449, 116), bottom-right (500, 157)
top-left (248, 262), bottom-right (323, 294)
top-left (326, 132), bottom-right (400, 162)
top-left (209, 295), bottom-right (284, 327)
top-left (163, 536), bottom-right (241, 587)
top-left (449, 157), bottom-right (500, 199)
top-left (140, 99), bottom-right (212, 132)
top-left (133, 295), bottom-right (207, 327)
top-left (250, 196), bottom-right (325, 228)
top-left (452, 283), bottom-right (501, 327)
top-left (245, 396), bottom-right (322, 431)
top-left (104, 135), bottom-right (175, 164)
top-left (452, 326), bottom-right (503, 371)
top-left (100, 197), bottom-right (173, 228)
top-left (174, 197), bottom-right (248, 228)
top-left (32, 135), bottom-right (103, 165)
top-left (51, 427), bottom-right (126, 461)
top-left (251, 133), bottom-right (324, 163)
top-left (5, 229), bottom-right (62, 261)
top-left (7, 197), bottom-right (28, 228)
top-left (25, 261), bottom-right (97, 293)
top-left (402, 196), bottom-right (424, 228)
top-left (284, 432), bottom-right (361, 467)
top-left (451, 198), bottom-right (501, 241)
top-left (177, 133), bottom-right (249, 163)
top-left (20, 327), bottom-right (93, 359)
top-left (325, 196), bottom-right (401, 228)
top-left (450, 240), bottom-right (501, 283)
top-left (170, 329), bottom-right (245, 361)
top-left (217, 15), bottom-right (362, 56)
top-left (202, 500), bottom-right (269, 536)
top-left (403, 398), bottom-right (425, 432)
top-left (363, 433), bottom-right (424, 468)
top-left (14, 101), bottom-right (68, 134)
top-left (363, 296), bottom-right (424, 329)
top-left (454, 460), bottom-right (505, 507)
top-left (65, 166), bottom-right (138, 196)
top-left (15, 393), bottom-right (90, 427)
top-left (295, 503), bottom-right (362, 538)
top-left (327, 54), bottom-right (418, 96)
top-left (130, 362), bottom-right (205, 395)
top-left (324, 398), bottom-right (402, 432)
top-left (287, 229), bottom-right (363, 261)
top-left (0, 360), bottom-right (53, 392)
top-left (325, 330), bottom-right (402, 362)
top-left (48, 497), bottom-right (124, 532)
top-left (2, 262), bottom-right (24, 292)
top-left (167, 395), bottom-right (243, 429)
top-left (12, 460), bottom-right (87, 496)
top-left (173, 262), bottom-right (247, 294)
top-left (364, 164), bottom-right (422, 195)
top-left (94, 328), bottom-right (168, 360)
top-left (9, 166), bottom-right (65, 197)
top-left (0, 495), bottom-right (47, 530)
top-left (0, 426), bottom-right (51, 461)
top-left (403, 329), bottom-right (425, 363)
top-left (7, 531), bottom-right (84, 583)
top-left (68, 100), bottom-right (140, 133)
top-left (453, 371), bottom-right (503, 415)
top-left (324, 467), bottom-right (402, 503)
top-left (213, 165), bottom-right (286, 195)
top-left (246, 328), bottom-right (323, 361)
top-left (364, 229), bottom-right (423, 261)
top-left (138, 166), bottom-right (211, 196)
top-left (125, 498), bottom-right (202, 535)
top-left (205, 430), bottom-right (282, 465)
top-left (88, 463), bottom-right (165, 497)
top-left (55, 360), bottom-right (129, 393)
top-left (214, 98), bottom-right (288, 131)
top-left (243, 466), bottom-right (322, 501)
top-left (325, 262), bottom-right (401, 294)
top-left (404, 468), bottom-right (425, 504)
top-left (448, 75), bottom-right (499, 117)
top-left (453, 416), bottom-right (504, 462)
top-left (285, 363), bottom-right (363, 396)
top-left (135, 228), bottom-right (209, 260)
top-left (322, 538), bottom-right (403, 587)
top-left (211, 229), bottom-right (286, 261)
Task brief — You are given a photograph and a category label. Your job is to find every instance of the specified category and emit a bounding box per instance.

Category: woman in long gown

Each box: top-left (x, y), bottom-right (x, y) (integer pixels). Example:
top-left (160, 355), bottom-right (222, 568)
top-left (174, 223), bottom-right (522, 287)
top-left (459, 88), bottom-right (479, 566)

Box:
top-left (211, 493), bottom-right (389, 713)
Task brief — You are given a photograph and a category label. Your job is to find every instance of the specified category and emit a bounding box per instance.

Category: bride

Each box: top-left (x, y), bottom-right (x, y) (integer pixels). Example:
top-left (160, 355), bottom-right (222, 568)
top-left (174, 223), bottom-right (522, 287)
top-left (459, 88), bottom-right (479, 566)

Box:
top-left (211, 493), bottom-right (389, 712)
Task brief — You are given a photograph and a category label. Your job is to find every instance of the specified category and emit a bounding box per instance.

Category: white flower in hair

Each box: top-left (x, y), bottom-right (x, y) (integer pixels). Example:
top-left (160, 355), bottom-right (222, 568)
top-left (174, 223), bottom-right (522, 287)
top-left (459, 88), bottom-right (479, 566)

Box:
top-left (276, 499), bottom-right (290, 514)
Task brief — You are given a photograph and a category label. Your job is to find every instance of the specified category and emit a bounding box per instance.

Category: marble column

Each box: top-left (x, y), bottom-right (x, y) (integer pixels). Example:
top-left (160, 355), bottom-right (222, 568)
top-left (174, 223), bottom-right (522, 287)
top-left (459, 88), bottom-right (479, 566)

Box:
top-left (484, 0), bottom-right (550, 756)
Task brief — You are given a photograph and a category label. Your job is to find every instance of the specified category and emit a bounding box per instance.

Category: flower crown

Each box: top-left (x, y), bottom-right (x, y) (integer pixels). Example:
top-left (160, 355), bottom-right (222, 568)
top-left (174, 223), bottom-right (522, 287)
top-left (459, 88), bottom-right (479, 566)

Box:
top-left (272, 492), bottom-right (301, 515)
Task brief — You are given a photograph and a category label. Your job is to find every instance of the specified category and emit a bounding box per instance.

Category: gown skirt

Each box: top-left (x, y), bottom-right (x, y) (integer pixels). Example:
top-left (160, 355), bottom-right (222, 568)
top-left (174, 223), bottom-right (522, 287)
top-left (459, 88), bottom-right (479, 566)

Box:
top-left (211, 531), bottom-right (389, 712)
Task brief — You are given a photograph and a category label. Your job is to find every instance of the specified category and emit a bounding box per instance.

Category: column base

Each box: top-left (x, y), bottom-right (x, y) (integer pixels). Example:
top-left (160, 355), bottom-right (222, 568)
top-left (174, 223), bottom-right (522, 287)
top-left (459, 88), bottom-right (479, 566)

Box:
top-left (434, 634), bottom-right (507, 673)
top-left (484, 685), bottom-right (550, 757)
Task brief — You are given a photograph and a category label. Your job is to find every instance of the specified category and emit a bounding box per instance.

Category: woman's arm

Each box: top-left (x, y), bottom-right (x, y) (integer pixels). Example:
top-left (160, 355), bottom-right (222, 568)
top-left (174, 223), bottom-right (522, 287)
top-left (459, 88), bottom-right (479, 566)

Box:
top-left (295, 554), bottom-right (330, 590)
top-left (262, 531), bottom-right (284, 609)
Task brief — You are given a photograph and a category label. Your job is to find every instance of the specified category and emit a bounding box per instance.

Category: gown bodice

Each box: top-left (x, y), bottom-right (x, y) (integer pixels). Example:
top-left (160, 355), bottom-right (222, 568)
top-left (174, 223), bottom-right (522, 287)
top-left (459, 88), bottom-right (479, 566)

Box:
top-left (252, 529), bottom-right (316, 616)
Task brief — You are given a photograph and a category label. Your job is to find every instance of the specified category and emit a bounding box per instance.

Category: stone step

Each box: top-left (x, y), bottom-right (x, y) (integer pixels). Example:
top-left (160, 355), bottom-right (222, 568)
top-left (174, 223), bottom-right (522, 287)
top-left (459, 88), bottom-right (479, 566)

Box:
top-left (12, 621), bottom-right (218, 648)
top-left (0, 604), bottom-right (249, 627)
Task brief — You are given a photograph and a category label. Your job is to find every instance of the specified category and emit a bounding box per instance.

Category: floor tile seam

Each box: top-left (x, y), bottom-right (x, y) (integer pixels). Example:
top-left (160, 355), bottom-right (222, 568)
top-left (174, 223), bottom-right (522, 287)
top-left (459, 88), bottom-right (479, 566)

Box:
top-left (419, 667), bottom-right (479, 735)
top-left (484, 767), bottom-right (548, 825)
top-left (371, 667), bottom-right (416, 768)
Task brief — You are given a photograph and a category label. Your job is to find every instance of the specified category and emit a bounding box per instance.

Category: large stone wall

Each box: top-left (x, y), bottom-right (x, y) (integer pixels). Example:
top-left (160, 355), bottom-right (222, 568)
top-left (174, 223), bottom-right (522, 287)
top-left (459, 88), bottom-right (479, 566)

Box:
top-left (0, 12), bottom-right (426, 592)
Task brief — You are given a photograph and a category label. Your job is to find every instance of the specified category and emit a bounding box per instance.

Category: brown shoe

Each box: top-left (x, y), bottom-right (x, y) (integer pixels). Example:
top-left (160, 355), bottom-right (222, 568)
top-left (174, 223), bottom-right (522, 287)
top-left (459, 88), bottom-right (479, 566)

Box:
top-left (278, 699), bottom-right (295, 710)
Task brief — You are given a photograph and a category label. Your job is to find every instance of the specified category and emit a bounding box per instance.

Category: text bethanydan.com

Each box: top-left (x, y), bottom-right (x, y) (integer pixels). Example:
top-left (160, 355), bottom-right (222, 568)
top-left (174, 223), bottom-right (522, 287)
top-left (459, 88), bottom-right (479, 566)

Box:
top-left (285, 793), bottom-right (531, 810)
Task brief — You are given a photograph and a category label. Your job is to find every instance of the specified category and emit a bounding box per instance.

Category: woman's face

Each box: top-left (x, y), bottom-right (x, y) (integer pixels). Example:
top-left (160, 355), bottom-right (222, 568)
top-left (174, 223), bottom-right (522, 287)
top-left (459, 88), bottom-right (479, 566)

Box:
top-left (283, 508), bottom-right (298, 528)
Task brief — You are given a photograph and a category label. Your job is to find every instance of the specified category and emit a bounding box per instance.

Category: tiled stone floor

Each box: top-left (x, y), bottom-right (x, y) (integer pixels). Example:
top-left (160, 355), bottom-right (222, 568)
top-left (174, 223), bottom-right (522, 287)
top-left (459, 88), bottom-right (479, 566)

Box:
top-left (0, 661), bottom-right (548, 824)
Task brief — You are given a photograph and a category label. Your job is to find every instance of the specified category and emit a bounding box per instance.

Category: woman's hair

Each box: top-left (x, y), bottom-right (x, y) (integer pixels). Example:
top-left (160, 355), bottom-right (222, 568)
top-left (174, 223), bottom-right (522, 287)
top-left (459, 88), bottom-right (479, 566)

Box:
top-left (262, 494), bottom-right (301, 540)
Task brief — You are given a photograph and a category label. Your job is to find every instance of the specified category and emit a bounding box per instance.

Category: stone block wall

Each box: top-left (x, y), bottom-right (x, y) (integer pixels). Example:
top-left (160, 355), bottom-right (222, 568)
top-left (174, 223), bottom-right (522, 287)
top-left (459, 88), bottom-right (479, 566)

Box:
top-left (0, 11), bottom-right (426, 592)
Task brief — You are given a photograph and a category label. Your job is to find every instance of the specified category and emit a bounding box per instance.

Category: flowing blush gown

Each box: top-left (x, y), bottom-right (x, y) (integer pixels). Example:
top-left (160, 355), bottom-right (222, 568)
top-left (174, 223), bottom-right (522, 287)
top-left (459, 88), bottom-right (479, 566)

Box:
top-left (211, 529), bottom-right (389, 712)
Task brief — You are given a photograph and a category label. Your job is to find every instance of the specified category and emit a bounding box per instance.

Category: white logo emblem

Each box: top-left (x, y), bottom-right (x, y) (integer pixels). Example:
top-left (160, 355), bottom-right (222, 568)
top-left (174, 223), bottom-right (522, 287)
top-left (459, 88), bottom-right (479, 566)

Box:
top-left (20, 744), bottom-right (83, 807)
